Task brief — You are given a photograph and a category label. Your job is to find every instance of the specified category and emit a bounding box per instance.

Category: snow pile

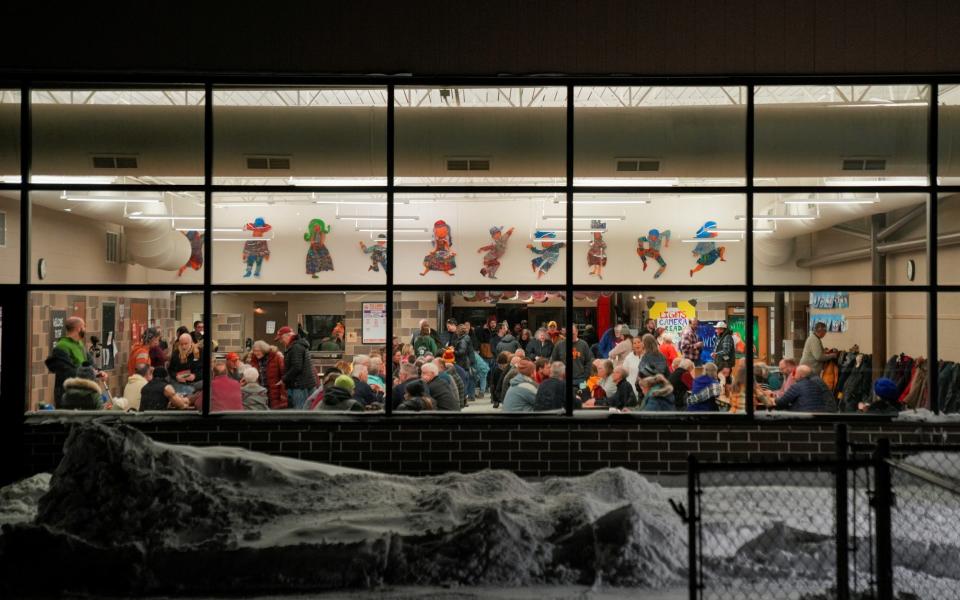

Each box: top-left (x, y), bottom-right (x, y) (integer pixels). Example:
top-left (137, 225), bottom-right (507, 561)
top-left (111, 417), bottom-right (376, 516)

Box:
top-left (0, 473), bottom-right (50, 527)
top-left (0, 422), bottom-right (687, 596)
top-left (896, 408), bottom-right (960, 423)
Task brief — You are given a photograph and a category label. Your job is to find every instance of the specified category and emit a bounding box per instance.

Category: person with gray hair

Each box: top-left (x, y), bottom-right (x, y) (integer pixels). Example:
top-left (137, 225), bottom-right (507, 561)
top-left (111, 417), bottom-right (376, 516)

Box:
top-left (688, 361), bottom-right (723, 411)
top-left (602, 365), bottom-right (638, 409)
top-left (533, 361), bottom-right (565, 411)
top-left (240, 366), bottom-right (269, 411)
top-left (419, 361), bottom-right (459, 411)
top-left (367, 355), bottom-right (385, 389)
top-left (122, 362), bottom-right (152, 411)
top-left (800, 322), bottom-right (837, 376)
top-left (391, 361), bottom-right (419, 409)
top-left (668, 357), bottom-right (696, 410)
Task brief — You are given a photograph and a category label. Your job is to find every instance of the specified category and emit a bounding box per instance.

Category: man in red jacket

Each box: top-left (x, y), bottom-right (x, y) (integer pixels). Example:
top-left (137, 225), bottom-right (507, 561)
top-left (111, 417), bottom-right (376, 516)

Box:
top-left (210, 362), bottom-right (243, 412)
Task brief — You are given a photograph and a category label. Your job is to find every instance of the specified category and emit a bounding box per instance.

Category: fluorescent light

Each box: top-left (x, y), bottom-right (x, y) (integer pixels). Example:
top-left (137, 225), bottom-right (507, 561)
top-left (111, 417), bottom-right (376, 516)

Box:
top-left (14, 175), bottom-right (117, 185)
top-left (393, 239), bottom-right (433, 243)
top-left (356, 227), bottom-right (427, 232)
top-left (289, 177), bottom-right (386, 186)
top-left (128, 215), bottom-right (204, 221)
top-left (572, 178), bottom-right (679, 187)
top-left (177, 227), bottom-right (241, 232)
top-left (335, 215), bottom-right (416, 221)
top-left (681, 238), bottom-right (742, 243)
top-left (542, 214), bottom-right (625, 221)
top-left (823, 177), bottom-right (928, 186)
top-left (713, 228), bottom-right (774, 234)
top-left (63, 195), bottom-right (162, 204)
top-left (572, 199), bottom-right (651, 205)
top-left (213, 202), bottom-right (271, 208)
top-left (313, 200), bottom-right (387, 206)
top-left (534, 228), bottom-right (599, 233)
top-left (783, 200), bottom-right (877, 205)
top-left (736, 215), bottom-right (815, 221)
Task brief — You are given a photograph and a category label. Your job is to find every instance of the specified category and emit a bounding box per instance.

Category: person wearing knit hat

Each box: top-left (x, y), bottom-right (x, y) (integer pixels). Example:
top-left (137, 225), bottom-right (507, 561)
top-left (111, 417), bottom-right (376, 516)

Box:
top-left (442, 347), bottom-right (456, 365)
top-left (863, 377), bottom-right (901, 414)
top-left (318, 375), bottom-right (363, 412)
top-left (502, 359), bottom-right (539, 412)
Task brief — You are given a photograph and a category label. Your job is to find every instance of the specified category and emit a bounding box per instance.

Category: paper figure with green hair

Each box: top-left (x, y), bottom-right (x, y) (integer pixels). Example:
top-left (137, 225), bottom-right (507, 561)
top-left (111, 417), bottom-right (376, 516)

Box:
top-left (304, 218), bottom-right (334, 278)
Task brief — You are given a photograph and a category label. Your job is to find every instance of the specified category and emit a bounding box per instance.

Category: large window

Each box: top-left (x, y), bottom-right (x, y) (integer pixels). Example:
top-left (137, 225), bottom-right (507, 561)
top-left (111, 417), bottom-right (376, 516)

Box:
top-left (9, 78), bottom-right (953, 416)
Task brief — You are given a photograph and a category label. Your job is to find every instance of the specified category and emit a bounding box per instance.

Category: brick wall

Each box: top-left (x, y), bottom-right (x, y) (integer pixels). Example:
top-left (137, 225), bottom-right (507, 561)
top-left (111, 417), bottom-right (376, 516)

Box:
top-left (21, 414), bottom-right (960, 479)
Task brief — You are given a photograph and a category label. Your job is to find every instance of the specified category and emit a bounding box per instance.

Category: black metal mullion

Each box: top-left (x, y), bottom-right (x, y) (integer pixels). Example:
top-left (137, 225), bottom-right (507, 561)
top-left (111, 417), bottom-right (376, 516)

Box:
top-left (19, 83), bottom-right (29, 286)
top-left (745, 85), bottom-right (755, 418)
top-left (201, 82), bottom-right (213, 417)
top-left (385, 84), bottom-right (395, 417)
top-left (928, 84), bottom-right (940, 413)
top-left (565, 85), bottom-right (574, 418)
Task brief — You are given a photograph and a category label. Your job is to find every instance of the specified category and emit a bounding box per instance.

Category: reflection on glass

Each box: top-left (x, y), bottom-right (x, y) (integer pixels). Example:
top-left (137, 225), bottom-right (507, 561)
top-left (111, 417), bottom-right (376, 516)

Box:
top-left (392, 290), bottom-right (567, 413)
top-left (31, 89), bottom-right (205, 185)
top-left (211, 193), bottom-right (386, 284)
top-left (30, 191), bottom-right (205, 284)
top-left (393, 193), bottom-right (566, 285)
top-left (395, 87), bottom-right (565, 185)
top-left (572, 194), bottom-right (745, 285)
top-left (27, 290), bottom-right (203, 413)
top-left (755, 85), bottom-right (928, 186)
top-left (211, 291), bottom-right (386, 412)
top-left (753, 192), bottom-right (928, 285)
top-left (213, 87), bottom-right (387, 186)
top-left (574, 86), bottom-right (746, 186)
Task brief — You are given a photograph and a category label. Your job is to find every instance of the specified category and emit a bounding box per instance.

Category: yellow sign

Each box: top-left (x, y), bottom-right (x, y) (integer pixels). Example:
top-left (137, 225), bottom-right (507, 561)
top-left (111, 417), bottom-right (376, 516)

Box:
top-left (649, 301), bottom-right (696, 335)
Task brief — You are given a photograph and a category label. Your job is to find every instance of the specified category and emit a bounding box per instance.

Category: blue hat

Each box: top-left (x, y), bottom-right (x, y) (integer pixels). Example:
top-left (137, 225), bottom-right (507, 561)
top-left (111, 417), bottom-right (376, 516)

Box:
top-left (874, 378), bottom-right (899, 402)
top-left (649, 228), bottom-right (660, 238)
top-left (253, 217), bottom-right (267, 228)
top-left (535, 230), bottom-right (557, 239)
top-left (696, 221), bottom-right (718, 239)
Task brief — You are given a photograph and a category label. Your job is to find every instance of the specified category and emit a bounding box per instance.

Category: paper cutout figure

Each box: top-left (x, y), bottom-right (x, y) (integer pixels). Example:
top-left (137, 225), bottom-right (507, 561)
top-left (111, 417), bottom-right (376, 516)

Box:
top-left (586, 223), bottom-right (607, 279)
top-left (359, 234), bottom-right (388, 272)
top-left (526, 230), bottom-right (566, 280)
top-left (477, 225), bottom-right (515, 279)
top-left (177, 230), bottom-right (203, 277)
top-left (637, 228), bottom-right (671, 279)
top-left (690, 221), bottom-right (726, 277)
top-left (242, 217), bottom-right (272, 278)
top-left (421, 220), bottom-right (457, 276)
top-left (304, 218), bottom-right (334, 278)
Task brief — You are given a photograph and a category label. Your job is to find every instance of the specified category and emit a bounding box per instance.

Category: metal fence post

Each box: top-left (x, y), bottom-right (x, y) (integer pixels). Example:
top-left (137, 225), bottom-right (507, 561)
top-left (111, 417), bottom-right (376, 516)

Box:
top-left (688, 455), bottom-right (699, 600)
top-left (835, 423), bottom-right (849, 600)
top-left (874, 438), bottom-right (894, 600)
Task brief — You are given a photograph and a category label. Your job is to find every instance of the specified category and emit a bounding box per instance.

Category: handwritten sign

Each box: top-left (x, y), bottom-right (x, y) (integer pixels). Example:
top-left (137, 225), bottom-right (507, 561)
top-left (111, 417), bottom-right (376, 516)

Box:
top-left (50, 310), bottom-right (66, 349)
top-left (362, 302), bottom-right (386, 345)
top-left (648, 301), bottom-right (697, 336)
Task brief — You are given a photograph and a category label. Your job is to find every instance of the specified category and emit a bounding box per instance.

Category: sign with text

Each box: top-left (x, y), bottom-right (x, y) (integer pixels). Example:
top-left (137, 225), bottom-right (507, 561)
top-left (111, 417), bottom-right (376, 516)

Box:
top-left (649, 301), bottom-right (697, 337)
top-left (50, 310), bottom-right (66, 349)
top-left (361, 302), bottom-right (387, 345)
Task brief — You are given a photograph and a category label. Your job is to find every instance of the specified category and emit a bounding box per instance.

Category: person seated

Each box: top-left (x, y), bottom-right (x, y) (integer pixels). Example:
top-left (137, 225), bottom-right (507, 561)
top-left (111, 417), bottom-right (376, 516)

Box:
top-left (596, 359), bottom-right (617, 399)
top-left (420, 362), bottom-right (459, 411)
top-left (637, 363), bottom-right (675, 411)
top-left (122, 362), bottom-right (151, 411)
top-left (59, 364), bottom-right (104, 410)
top-left (669, 358), bottom-right (695, 410)
top-left (395, 379), bottom-right (434, 412)
top-left (350, 363), bottom-right (378, 406)
top-left (534, 361), bottom-right (566, 411)
top-left (211, 362), bottom-right (243, 411)
top-left (240, 366), bottom-right (269, 411)
top-left (600, 366), bottom-right (638, 410)
top-left (501, 360), bottom-right (539, 412)
top-left (224, 352), bottom-right (244, 382)
top-left (774, 365), bottom-right (834, 412)
top-left (773, 358), bottom-right (798, 398)
top-left (367, 356), bottom-right (386, 391)
top-left (139, 367), bottom-right (192, 410)
top-left (318, 375), bottom-right (364, 411)
top-left (688, 362), bottom-right (724, 412)
top-left (860, 377), bottom-right (901, 414)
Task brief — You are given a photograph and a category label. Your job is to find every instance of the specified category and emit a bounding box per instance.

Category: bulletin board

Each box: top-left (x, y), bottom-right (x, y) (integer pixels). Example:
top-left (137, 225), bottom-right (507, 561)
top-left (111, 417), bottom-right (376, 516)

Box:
top-left (362, 302), bottom-right (387, 345)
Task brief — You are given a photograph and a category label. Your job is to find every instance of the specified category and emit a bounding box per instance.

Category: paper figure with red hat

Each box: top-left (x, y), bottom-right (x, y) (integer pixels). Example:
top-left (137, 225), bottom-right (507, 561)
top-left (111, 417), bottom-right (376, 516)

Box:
top-left (636, 227), bottom-right (671, 279)
top-left (421, 220), bottom-right (457, 276)
top-left (359, 233), bottom-right (388, 272)
top-left (477, 225), bottom-right (515, 279)
top-left (690, 220), bottom-right (726, 277)
top-left (242, 217), bottom-right (272, 278)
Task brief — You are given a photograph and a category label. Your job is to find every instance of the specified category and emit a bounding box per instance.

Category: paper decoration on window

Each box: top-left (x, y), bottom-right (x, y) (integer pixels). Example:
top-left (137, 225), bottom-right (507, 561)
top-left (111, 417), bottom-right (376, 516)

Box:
top-left (586, 221), bottom-right (607, 279)
top-left (637, 228), bottom-right (671, 279)
top-left (177, 230), bottom-right (204, 277)
top-left (359, 233), bottom-right (388, 273)
top-left (527, 230), bottom-right (565, 280)
top-left (689, 220), bottom-right (726, 277)
top-left (242, 217), bottom-right (272, 278)
top-left (421, 220), bottom-right (457, 276)
top-left (477, 225), bottom-right (515, 279)
top-left (304, 218), bottom-right (334, 278)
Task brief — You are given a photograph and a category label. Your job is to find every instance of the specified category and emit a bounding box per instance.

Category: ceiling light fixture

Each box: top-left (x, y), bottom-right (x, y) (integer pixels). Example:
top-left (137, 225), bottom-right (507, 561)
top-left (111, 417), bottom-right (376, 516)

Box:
top-left (783, 199), bottom-right (878, 205)
top-left (12, 175), bottom-right (117, 185)
top-left (177, 227), bottom-right (241, 232)
top-left (823, 177), bottom-right (928, 186)
top-left (127, 215), bottom-right (204, 221)
top-left (736, 215), bottom-right (816, 221)
top-left (681, 238), bottom-right (743, 243)
top-left (572, 177), bottom-right (678, 187)
top-left (62, 194), bottom-right (163, 204)
top-left (313, 200), bottom-right (387, 206)
top-left (542, 214), bottom-right (626, 221)
top-left (336, 215), bottom-right (417, 221)
top-left (213, 202), bottom-right (271, 208)
top-left (572, 199), bottom-right (652, 205)
top-left (356, 227), bottom-right (427, 232)
top-left (289, 177), bottom-right (387, 186)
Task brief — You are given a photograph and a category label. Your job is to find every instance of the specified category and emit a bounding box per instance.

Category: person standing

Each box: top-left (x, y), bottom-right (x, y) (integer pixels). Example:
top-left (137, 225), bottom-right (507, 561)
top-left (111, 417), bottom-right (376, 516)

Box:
top-left (659, 332), bottom-right (680, 372)
top-left (551, 324), bottom-right (593, 388)
top-left (800, 322), bottom-right (837, 376)
top-left (679, 318), bottom-right (704, 365)
top-left (46, 316), bottom-right (98, 405)
top-left (249, 340), bottom-right (287, 409)
top-left (276, 325), bottom-right (317, 409)
top-left (712, 321), bottom-right (736, 382)
top-left (453, 324), bottom-right (476, 402)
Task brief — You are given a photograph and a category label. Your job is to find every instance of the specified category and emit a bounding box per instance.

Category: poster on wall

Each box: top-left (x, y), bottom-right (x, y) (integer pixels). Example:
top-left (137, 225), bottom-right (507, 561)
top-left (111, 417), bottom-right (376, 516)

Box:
top-left (810, 313), bottom-right (848, 333)
top-left (101, 302), bottom-right (116, 371)
top-left (810, 291), bottom-right (850, 309)
top-left (362, 302), bottom-right (387, 345)
top-left (648, 301), bottom-right (697, 337)
top-left (726, 315), bottom-right (760, 358)
top-left (50, 309), bottom-right (66, 350)
top-left (698, 321), bottom-right (718, 364)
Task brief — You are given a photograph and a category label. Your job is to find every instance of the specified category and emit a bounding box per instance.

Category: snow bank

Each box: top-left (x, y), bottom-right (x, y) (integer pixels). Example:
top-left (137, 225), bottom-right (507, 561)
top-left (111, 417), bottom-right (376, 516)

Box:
top-left (896, 408), bottom-right (960, 423)
top-left (0, 422), bottom-right (687, 596)
top-left (0, 473), bottom-right (50, 527)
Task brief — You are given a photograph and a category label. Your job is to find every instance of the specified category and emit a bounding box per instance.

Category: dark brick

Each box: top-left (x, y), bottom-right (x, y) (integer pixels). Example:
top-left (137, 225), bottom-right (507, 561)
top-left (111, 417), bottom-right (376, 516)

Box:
top-left (269, 431), bottom-right (299, 441)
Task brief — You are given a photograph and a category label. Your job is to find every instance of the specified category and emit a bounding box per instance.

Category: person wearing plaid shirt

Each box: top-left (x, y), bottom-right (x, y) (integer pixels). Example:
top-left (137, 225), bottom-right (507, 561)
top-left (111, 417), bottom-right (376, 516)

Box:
top-left (680, 318), bottom-right (704, 365)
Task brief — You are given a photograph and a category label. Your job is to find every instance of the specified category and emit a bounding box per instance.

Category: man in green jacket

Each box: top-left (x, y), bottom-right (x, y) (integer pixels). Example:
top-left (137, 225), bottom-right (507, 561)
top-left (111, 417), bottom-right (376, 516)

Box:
top-left (45, 316), bottom-right (97, 405)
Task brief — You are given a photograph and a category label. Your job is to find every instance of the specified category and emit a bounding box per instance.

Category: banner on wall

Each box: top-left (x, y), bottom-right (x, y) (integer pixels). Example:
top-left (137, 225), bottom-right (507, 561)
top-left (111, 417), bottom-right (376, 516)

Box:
top-left (50, 310), bottom-right (66, 350)
top-left (810, 313), bottom-right (848, 333)
top-left (727, 315), bottom-right (760, 358)
top-left (698, 321), bottom-right (718, 364)
top-left (810, 291), bottom-right (850, 309)
top-left (648, 301), bottom-right (697, 337)
top-left (362, 302), bottom-right (387, 345)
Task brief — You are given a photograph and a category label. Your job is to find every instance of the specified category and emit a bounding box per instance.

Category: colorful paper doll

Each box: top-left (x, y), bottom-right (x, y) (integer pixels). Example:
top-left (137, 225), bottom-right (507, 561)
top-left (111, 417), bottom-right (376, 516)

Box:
top-left (242, 217), bottom-right (272, 278)
top-left (690, 220), bottom-right (726, 277)
top-left (586, 223), bottom-right (607, 279)
top-left (359, 233), bottom-right (388, 272)
top-left (304, 218), bottom-right (334, 278)
top-left (636, 228), bottom-right (671, 279)
top-left (420, 220), bottom-right (457, 276)
top-left (526, 230), bottom-right (566, 280)
top-left (477, 225), bottom-right (515, 279)
top-left (177, 230), bottom-right (203, 277)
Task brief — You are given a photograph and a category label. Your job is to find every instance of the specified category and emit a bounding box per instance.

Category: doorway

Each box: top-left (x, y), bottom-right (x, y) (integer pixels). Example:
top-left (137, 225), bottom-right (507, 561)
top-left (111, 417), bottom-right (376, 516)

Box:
top-left (254, 301), bottom-right (288, 345)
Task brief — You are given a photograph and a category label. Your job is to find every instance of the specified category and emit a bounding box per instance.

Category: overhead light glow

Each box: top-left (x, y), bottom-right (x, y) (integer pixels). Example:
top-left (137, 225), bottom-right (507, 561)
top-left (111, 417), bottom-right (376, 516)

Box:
top-left (289, 177), bottom-right (387, 186)
top-left (542, 214), bottom-right (626, 221)
top-left (572, 178), bottom-right (679, 187)
top-left (127, 215), bottom-right (204, 221)
top-left (14, 175), bottom-right (117, 185)
top-left (572, 199), bottom-right (651, 205)
top-left (313, 200), bottom-right (387, 205)
top-left (177, 227), bottom-right (241, 232)
top-left (823, 177), bottom-right (928, 186)
top-left (336, 215), bottom-right (417, 221)
top-left (213, 202), bottom-right (271, 208)
top-left (783, 200), bottom-right (878, 205)
top-left (736, 215), bottom-right (816, 221)
top-left (63, 195), bottom-right (162, 204)
top-left (681, 238), bottom-right (742, 243)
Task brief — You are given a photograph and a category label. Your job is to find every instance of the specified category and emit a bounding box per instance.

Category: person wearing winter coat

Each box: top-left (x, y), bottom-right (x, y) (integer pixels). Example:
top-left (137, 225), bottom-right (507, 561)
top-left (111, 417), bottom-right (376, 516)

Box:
top-left (59, 364), bottom-right (103, 410)
top-left (551, 325), bottom-right (594, 386)
top-left (473, 349), bottom-right (491, 398)
top-left (596, 324), bottom-right (628, 359)
top-left (453, 324), bottom-right (476, 401)
top-left (601, 366), bottom-right (638, 410)
top-left (775, 365), bottom-right (833, 412)
top-left (249, 340), bottom-right (287, 409)
top-left (139, 367), bottom-right (192, 411)
top-left (318, 375), bottom-right (364, 412)
top-left (45, 316), bottom-right (98, 405)
top-left (122, 363), bottom-right (151, 411)
top-left (669, 358), bottom-right (696, 410)
top-left (659, 333), bottom-right (680, 372)
top-left (525, 328), bottom-right (554, 361)
top-left (240, 367), bottom-right (270, 411)
top-left (800, 322), bottom-right (838, 376)
top-left (420, 362), bottom-right (460, 411)
top-left (638, 333), bottom-right (668, 376)
top-left (688, 362), bottom-right (723, 412)
top-left (608, 334), bottom-right (634, 366)
top-left (413, 322), bottom-right (439, 358)
top-left (501, 360), bottom-right (539, 412)
top-left (396, 379), bottom-right (434, 412)
top-left (489, 352), bottom-right (511, 408)
top-left (276, 326), bottom-right (318, 409)
top-left (711, 322), bottom-right (736, 374)
top-left (168, 333), bottom-right (204, 393)
top-left (862, 377), bottom-right (901, 414)
top-left (495, 325), bottom-right (521, 355)
top-left (534, 361), bottom-right (566, 411)
top-left (637, 363), bottom-right (675, 411)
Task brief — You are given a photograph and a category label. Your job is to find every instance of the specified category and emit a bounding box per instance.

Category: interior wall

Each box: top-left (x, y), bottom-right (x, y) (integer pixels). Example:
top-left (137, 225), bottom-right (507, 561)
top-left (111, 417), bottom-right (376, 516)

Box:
top-left (0, 192), bottom-right (20, 283)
